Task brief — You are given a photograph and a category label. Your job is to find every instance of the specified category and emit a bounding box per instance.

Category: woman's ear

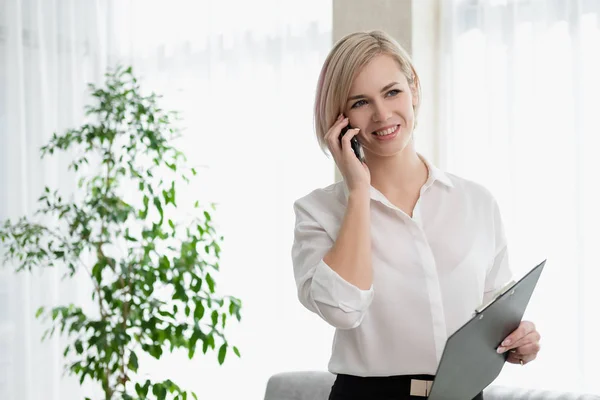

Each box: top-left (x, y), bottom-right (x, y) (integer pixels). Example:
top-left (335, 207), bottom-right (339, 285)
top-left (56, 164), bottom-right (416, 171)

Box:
top-left (411, 84), bottom-right (419, 109)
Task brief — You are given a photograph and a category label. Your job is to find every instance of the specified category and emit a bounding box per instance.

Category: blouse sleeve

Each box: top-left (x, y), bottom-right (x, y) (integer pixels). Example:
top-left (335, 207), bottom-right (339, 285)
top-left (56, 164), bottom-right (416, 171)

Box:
top-left (483, 198), bottom-right (514, 304)
top-left (291, 197), bottom-right (374, 330)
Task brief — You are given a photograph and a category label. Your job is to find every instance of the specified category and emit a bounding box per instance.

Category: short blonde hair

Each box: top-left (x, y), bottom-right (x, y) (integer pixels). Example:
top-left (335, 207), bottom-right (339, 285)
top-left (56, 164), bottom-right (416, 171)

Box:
top-left (313, 30), bottom-right (421, 153)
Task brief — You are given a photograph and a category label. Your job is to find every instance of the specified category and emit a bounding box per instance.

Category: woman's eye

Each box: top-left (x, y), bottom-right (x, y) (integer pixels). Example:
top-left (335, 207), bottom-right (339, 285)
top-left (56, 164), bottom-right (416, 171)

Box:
top-left (351, 90), bottom-right (401, 108)
top-left (351, 99), bottom-right (367, 109)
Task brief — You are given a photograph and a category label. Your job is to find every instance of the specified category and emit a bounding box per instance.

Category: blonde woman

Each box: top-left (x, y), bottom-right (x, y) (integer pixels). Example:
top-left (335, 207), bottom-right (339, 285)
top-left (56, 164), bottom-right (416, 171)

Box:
top-left (291, 30), bottom-right (541, 400)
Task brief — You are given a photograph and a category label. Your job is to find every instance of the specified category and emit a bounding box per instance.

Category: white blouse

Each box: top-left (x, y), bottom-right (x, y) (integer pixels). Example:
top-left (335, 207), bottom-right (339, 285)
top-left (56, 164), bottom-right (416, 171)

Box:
top-left (291, 156), bottom-right (513, 377)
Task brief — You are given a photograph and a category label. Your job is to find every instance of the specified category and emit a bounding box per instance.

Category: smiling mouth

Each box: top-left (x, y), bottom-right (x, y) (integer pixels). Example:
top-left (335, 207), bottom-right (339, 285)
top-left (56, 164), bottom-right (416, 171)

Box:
top-left (372, 125), bottom-right (400, 136)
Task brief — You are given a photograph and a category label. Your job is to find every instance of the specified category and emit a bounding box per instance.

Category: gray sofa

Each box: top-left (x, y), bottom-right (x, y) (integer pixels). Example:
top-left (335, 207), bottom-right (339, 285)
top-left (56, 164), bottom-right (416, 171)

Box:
top-left (264, 371), bottom-right (600, 400)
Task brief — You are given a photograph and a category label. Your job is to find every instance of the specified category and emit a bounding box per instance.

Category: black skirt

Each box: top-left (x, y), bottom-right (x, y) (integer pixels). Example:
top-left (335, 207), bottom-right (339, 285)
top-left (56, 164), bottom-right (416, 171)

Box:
top-left (328, 374), bottom-right (484, 400)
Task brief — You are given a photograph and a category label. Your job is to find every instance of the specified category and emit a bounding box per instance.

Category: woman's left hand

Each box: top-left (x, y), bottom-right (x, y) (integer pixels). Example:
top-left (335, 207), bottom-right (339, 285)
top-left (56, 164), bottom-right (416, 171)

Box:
top-left (496, 321), bottom-right (541, 366)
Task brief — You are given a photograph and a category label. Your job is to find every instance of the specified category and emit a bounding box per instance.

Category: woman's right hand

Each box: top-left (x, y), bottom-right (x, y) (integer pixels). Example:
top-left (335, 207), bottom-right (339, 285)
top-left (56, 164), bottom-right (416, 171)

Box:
top-left (324, 114), bottom-right (371, 194)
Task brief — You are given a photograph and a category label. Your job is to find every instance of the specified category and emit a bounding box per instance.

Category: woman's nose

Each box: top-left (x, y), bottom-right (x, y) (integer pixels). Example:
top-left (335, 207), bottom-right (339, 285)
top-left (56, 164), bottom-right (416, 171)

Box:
top-left (371, 100), bottom-right (392, 122)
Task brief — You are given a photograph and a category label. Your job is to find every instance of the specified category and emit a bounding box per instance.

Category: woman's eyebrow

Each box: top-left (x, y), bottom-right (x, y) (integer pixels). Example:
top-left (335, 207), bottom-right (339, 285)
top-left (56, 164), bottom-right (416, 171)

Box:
top-left (347, 82), bottom-right (399, 101)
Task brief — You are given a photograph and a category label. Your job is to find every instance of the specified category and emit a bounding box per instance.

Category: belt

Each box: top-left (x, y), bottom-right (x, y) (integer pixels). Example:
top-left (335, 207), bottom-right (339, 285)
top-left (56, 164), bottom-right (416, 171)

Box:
top-left (331, 374), bottom-right (436, 399)
top-left (409, 378), bottom-right (434, 397)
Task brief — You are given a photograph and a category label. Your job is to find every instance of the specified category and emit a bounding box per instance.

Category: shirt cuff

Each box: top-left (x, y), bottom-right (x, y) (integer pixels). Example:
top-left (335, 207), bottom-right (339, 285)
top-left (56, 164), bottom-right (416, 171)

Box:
top-left (310, 259), bottom-right (374, 313)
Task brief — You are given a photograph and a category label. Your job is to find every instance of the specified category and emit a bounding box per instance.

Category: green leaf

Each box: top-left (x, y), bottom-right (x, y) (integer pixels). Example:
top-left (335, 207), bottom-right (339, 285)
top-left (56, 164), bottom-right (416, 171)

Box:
top-left (192, 278), bottom-right (202, 292)
top-left (140, 379), bottom-right (151, 396)
top-left (194, 302), bottom-right (205, 321)
top-left (75, 340), bottom-right (83, 354)
top-left (206, 273), bottom-right (215, 293)
top-left (153, 384), bottom-right (167, 400)
top-left (79, 370), bottom-right (88, 384)
top-left (35, 307), bottom-right (45, 318)
top-left (128, 351), bottom-right (139, 372)
top-left (149, 344), bottom-right (163, 359)
top-left (124, 229), bottom-right (138, 241)
top-left (229, 297), bottom-right (242, 321)
top-left (154, 196), bottom-right (164, 224)
top-left (91, 259), bottom-right (106, 283)
top-left (233, 346), bottom-right (241, 357)
top-left (140, 195), bottom-right (150, 218)
top-left (159, 255), bottom-right (170, 270)
top-left (218, 344), bottom-right (227, 365)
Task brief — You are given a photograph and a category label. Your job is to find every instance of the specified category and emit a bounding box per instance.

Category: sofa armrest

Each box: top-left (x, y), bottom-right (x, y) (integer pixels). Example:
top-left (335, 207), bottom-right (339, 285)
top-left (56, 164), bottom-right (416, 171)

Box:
top-left (264, 371), bottom-right (335, 400)
top-left (484, 385), bottom-right (600, 400)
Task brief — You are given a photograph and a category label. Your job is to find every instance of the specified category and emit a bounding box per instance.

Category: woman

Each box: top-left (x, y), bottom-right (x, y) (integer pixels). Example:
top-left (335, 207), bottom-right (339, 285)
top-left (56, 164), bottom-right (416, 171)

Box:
top-left (291, 30), bottom-right (541, 399)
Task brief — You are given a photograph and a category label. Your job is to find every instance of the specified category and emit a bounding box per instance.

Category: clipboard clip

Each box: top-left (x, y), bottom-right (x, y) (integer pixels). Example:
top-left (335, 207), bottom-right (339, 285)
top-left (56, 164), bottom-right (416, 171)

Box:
top-left (474, 279), bottom-right (516, 315)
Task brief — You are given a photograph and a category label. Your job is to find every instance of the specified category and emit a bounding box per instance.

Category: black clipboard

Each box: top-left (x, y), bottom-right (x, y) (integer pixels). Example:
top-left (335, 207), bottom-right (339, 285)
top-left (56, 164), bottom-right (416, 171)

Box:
top-left (428, 259), bottom-right (546, 400)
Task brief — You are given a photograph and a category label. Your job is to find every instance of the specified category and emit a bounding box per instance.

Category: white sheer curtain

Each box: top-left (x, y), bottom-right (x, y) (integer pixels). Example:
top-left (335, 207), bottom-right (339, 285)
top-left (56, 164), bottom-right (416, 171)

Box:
top-left (1, 1), bottom-right (109, 399)
top-left (0, 1), bottom-right (334, 399)
top-left (439, 0), bottom-right (600, 395)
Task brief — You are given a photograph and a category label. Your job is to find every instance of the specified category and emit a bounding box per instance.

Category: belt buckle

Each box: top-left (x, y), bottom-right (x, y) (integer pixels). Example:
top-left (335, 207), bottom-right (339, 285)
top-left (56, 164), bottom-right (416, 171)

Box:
top-left (410, 379), bottom-right (433, 397)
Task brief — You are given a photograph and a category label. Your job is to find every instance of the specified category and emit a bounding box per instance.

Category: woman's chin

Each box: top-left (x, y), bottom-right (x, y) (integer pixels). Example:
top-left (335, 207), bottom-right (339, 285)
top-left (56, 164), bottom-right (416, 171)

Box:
top-left (365, 136), bottom-right (413, 158)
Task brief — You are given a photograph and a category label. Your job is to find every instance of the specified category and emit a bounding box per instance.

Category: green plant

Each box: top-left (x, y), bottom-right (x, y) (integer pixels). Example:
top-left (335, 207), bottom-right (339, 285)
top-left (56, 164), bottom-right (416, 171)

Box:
top-left (0, 66), bottom-right (242, 400)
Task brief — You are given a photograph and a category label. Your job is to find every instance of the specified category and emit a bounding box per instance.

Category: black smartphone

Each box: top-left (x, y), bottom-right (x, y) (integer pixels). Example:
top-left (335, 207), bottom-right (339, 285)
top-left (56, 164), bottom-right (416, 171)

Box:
top-left (339, 124), bottom-right (365, 162)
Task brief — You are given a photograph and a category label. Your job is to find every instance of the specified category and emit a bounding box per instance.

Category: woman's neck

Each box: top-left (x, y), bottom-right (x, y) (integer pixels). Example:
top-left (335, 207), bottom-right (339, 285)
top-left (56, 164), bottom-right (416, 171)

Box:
top-left (367, 143), bottom-right (429, 199)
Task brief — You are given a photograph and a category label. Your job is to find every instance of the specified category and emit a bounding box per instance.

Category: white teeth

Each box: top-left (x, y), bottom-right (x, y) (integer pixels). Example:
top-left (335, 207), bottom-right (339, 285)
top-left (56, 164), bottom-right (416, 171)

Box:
top-left (374, 125), bottom-right (398, 136)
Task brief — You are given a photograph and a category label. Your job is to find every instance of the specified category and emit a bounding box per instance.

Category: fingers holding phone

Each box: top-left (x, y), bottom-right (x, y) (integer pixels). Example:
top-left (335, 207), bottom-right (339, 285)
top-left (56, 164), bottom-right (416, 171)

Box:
top-left (339, 124), bottom-right (365, 163)
top-left (324, 114), bottom-right (370, 192)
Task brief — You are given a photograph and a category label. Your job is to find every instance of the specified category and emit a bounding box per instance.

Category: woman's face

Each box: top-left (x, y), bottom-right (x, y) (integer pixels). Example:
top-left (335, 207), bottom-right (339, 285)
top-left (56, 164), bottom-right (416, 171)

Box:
top-left (344, 54), bottom-right (417, 159)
